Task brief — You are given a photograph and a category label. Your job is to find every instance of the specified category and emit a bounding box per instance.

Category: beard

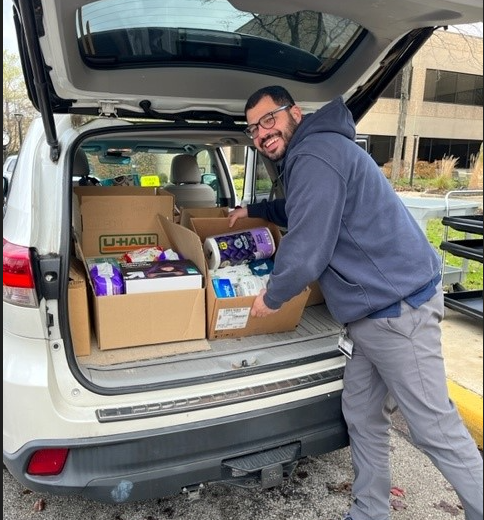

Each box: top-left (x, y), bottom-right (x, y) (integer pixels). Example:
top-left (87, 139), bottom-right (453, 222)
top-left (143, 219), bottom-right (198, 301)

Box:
top-left (258, 115), bottom-right (299, 162)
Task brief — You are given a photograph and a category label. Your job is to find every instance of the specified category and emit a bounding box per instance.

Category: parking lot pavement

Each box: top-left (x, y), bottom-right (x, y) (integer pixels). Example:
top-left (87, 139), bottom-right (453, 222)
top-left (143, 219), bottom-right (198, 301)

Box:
top-left (2, 425), bottom-right (474, 520)
top-left (441, 307), bottom-right (483, 449)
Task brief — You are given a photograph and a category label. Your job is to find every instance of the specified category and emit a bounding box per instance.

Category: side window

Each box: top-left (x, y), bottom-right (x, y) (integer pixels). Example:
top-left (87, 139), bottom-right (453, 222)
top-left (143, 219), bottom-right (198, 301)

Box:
top-left (196, 150), bottom-right (211, 176)
top-left (196, 150), bottom-right (217, 191)
top-left (240, 147), bottom-right (276, 205)
top-left (254, 153), bottom-right (273, 201)
top-left (224, 146), bottom-right (245, 202)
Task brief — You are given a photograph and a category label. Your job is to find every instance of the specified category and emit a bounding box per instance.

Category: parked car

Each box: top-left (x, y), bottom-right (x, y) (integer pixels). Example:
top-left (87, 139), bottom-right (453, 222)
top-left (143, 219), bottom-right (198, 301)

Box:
top-left (4, 0), bottom-right (481, 505)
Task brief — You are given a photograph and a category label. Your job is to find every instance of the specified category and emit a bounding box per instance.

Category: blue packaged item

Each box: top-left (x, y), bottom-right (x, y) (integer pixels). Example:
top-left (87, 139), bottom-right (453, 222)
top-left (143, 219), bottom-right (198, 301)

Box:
top-left (100, 174), bottom-right (140, 186)
top-left (212, 278), bottom-right (236, 298)
top-left (249, 258), bottom-right (274, 276)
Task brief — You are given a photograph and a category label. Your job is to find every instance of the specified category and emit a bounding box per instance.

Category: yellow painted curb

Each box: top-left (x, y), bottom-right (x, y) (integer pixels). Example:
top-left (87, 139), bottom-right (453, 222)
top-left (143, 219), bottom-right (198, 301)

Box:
top-left (447, 380), bottom-right (483, 450)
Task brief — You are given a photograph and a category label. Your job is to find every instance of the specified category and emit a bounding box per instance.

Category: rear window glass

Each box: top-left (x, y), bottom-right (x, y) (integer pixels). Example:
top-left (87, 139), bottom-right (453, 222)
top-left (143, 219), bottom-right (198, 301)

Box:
top-left (76, 0), bottom-right (364, 81)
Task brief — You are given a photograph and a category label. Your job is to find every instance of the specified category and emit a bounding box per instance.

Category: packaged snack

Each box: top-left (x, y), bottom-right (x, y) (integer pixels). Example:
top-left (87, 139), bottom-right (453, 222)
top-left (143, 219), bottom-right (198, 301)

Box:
top-left (122, 247), bottom-right (165, 263)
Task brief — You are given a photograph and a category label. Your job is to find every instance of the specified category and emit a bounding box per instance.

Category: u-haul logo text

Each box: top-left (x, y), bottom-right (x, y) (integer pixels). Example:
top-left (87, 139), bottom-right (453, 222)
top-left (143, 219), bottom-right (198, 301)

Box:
top-left (99, 234), bottom-right (158, 254)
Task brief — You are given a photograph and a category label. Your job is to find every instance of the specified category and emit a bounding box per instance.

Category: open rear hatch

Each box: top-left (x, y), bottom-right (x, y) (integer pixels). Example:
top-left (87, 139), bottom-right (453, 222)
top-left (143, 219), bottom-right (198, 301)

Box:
top-left (12, 0), bottom-right (481, 160)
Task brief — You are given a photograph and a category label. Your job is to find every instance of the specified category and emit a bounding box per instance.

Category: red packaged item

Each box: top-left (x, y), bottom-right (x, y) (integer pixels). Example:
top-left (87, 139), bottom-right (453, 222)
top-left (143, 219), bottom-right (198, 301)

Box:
top-left (122, 247), bottom-right (165, 263)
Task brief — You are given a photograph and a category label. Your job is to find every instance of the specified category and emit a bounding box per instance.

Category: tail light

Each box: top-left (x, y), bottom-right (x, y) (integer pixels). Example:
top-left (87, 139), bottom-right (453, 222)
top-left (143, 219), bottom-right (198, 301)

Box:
top-left (3, 239), bottom-right (39, 307)
top-left (27, 449), bottom-right (69, 476)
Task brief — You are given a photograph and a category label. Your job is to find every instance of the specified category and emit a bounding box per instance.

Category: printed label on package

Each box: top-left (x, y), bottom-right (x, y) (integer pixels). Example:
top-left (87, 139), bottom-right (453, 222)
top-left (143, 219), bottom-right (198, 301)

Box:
top-left (215, 307), bottom-right (251, 330)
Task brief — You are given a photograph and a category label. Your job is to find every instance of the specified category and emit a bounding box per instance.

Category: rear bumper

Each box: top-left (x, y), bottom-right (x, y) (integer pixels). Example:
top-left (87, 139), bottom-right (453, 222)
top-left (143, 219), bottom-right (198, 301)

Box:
top-left (4, 392), bottom-right (348, 503)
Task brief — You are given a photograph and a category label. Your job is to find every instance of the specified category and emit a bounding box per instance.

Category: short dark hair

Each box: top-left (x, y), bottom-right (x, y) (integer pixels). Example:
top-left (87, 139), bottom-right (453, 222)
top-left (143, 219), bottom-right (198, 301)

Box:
top-left (245, 85), bottom-right (296, 114)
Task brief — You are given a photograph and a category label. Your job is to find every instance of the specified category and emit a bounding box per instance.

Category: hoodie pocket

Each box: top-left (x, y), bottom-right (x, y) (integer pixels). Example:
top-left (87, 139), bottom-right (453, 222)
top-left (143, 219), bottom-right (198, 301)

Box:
top-left (322, 267), bottom-right (372, 322)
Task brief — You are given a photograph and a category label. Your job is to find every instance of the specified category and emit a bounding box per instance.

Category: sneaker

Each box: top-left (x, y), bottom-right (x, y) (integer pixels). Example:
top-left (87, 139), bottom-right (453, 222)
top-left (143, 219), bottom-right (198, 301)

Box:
top-left (343, 514), bottom-right (353, 520)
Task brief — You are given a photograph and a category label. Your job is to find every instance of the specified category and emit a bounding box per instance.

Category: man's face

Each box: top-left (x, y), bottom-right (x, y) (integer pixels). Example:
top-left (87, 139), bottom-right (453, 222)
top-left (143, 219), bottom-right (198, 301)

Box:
top-left (246, 96), bottom-right (301, 162)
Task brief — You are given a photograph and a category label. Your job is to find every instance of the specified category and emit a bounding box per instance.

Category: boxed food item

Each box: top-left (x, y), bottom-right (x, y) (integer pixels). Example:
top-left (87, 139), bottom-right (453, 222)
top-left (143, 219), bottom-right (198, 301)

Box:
top-left (190, 217), bottom-right (309, 340)
top-left (121, 259), bottom-right (203, 294)
top-left (73, 187), bottom-right (206, 350)
top-left (68, 257), bottom-right (91, 356)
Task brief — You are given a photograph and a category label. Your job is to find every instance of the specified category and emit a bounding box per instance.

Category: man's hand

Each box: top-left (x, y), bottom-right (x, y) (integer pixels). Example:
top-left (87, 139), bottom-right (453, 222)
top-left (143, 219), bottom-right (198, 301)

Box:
top-left (228, 206), bottom-right (248, 227)
top-left (250, 289), bottom-right (279, 318)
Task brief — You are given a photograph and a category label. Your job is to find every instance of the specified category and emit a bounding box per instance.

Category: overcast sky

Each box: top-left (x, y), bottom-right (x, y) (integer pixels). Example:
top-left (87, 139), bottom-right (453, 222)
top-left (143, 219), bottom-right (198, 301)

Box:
top-left (3, 0), bottom-right (482, 56)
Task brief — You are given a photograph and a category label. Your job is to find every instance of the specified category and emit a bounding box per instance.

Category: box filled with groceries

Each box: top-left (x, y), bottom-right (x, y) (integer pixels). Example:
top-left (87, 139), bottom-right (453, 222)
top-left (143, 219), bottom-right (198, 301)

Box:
top-left (73, 187), bottom-right (206, 350)
top-left (190, 217), bottom-right (309, 339)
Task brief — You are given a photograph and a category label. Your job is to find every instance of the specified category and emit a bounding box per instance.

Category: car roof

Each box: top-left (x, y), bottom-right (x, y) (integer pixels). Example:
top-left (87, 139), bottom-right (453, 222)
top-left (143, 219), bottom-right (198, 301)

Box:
top-left (11, 0), bottom-right (482, 159)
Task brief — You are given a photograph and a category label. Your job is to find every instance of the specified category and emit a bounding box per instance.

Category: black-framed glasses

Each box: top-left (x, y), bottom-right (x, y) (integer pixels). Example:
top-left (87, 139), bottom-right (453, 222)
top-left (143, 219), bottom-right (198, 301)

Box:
top-left (244, 105), bottom-right (292, 139)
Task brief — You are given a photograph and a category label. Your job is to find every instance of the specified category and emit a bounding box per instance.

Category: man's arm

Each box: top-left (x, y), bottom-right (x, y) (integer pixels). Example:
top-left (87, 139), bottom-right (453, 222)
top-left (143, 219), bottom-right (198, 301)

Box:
top-left (247, 199), bottom-right (287, 227)
top-left (228, 199), bottom-right (287, 228)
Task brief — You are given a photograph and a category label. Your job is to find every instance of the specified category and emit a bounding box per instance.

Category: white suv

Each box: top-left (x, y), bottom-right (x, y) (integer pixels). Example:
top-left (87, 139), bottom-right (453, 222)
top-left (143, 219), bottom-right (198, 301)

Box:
top-left (4, 0), bottom-right (481, 504)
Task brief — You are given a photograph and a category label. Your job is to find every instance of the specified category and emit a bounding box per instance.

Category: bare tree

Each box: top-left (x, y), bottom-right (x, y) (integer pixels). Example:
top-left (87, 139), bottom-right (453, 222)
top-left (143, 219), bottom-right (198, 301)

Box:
top-left (391, 61), bottom-right (412, 182)
top-left (3, 50), bottom-right (38, 154)
top-left (238, 12), bottom-right (355, 59)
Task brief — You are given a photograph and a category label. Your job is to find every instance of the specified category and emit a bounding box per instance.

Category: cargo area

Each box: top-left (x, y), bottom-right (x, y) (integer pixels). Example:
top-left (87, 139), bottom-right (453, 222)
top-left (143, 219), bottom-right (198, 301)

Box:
top-left (69, 183), bottom-right (343, 389)
top-left (75, 303), bottom-right (342, 387)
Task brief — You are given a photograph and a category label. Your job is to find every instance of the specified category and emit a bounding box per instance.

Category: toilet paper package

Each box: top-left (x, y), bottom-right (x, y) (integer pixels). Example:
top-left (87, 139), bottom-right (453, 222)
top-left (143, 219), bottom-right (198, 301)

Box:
top-left (204, 227), bottom-right (276, 270)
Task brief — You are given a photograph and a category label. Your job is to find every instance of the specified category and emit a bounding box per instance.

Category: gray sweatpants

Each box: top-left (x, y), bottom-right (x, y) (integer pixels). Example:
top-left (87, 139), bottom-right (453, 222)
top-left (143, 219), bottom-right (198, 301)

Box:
top-left (343, 285), bottom-right (483, 520)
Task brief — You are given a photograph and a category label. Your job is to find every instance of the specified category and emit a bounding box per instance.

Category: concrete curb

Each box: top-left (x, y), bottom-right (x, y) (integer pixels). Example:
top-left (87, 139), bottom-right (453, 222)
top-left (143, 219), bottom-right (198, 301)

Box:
top-left (447, 379), bottom-right (483, 450)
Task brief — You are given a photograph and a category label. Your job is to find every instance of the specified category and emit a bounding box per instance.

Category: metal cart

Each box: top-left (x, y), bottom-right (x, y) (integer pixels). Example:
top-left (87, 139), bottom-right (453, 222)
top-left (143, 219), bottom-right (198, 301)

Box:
top-left (440, 190), bottom-right (483, 320)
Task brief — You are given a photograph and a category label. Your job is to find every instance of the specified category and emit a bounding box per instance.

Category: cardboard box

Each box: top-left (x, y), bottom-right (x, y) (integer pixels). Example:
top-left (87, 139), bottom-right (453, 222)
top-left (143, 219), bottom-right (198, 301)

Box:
top-left (306, 281), bottom-right (325, 306)
top-left (190, 217), bottom-right (309, 340)
top-left (73, 186), bottom-right (175, 256)
top-left (68, 257), bottom-right (91, 356)
top-left (74, 187), bottom-right (206, 350)
top-left (179, 206), bottom-right (229, 230)
top-left (121, 259), bottom-right (203, 294)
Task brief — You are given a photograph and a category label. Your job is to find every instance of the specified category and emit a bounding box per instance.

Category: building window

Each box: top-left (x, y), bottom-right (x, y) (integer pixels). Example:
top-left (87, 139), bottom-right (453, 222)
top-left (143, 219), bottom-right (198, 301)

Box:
top-left (418, 138), bottom-right (481, 169)
top-left (367, 135), bottom-right (405, 166)
top-left (424, 70), bottom-right (483, 106)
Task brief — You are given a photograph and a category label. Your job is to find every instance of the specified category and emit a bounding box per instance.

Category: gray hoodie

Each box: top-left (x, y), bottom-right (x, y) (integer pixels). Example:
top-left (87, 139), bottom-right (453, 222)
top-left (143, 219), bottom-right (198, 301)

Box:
top-left (253, 97), bottom-right (441, 323)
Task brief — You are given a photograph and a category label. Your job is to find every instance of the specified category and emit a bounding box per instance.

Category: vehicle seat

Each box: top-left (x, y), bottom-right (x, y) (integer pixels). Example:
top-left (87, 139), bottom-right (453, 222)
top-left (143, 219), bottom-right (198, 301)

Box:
top-left (73, 149), bottom-right (99, 186)
top-left (163, 154), bottom-right (217, 209)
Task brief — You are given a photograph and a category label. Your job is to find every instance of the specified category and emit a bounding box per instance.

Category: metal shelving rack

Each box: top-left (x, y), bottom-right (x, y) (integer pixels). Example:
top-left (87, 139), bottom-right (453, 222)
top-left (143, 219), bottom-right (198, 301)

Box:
top-left (440, 190), bottom-right (483, 320)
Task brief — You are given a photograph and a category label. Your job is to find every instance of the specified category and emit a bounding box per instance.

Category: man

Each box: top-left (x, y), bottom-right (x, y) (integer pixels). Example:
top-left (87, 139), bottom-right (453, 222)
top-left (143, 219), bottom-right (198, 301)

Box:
top-left (229, 85), bottom-right (483, 520)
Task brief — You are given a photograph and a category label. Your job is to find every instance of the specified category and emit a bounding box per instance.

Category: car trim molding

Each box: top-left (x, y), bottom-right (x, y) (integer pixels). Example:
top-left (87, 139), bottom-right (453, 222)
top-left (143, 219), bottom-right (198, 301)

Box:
top-left (96, 366), bottom-right (345, 422)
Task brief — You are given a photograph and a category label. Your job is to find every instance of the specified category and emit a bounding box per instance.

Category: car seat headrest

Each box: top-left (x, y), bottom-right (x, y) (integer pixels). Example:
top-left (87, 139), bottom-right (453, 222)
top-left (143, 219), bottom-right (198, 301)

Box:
top-left (74, 149), bottom-right (90, 177)
top-left (170, 154), bottom-right (202, 184)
